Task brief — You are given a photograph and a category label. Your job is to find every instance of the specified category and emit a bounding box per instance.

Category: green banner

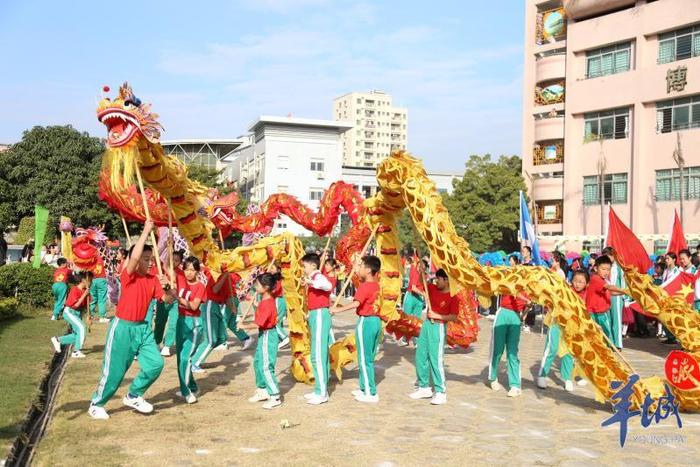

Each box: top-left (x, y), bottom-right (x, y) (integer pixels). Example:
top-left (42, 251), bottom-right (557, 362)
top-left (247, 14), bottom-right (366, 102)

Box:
top-left (32, 206), bottom-right (49, 269)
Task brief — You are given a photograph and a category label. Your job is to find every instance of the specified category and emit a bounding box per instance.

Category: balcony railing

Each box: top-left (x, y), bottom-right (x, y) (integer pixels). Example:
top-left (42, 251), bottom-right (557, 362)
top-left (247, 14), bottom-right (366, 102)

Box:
top-left (534, 80), bottom-right (565, 106)
top-left (536, 201), bottom-right (563, 224)
top-left (536, 7), bottom-right (566, 46)
top-left (533, 140), bottom-right (564, 165)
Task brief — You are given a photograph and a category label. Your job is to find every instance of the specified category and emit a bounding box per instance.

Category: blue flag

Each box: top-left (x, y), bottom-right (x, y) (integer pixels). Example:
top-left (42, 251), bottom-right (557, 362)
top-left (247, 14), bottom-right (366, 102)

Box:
top-left (519, 191), bottom-right (542, 266)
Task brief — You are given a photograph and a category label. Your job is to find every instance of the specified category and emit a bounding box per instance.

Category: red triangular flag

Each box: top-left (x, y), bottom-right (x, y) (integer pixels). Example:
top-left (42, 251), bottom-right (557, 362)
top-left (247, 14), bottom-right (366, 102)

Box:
top-left (666, 210), bottom-right (688, 257)
top-left (630, 271), bottom-right (696, 317)
top-left (606, 208), bottom-right (652, 275)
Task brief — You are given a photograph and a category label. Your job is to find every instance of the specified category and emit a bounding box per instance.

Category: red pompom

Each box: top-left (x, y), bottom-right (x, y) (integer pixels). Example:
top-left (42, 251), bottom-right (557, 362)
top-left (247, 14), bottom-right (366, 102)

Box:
top-left (102, 86), bottom-right (110, 92)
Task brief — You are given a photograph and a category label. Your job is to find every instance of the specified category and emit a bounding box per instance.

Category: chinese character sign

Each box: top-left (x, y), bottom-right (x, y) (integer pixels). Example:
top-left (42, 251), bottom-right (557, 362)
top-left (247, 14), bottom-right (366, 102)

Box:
top-left (665, 350), bottom-right (700, 391)
top-left (666, 66), bottom-right (687, 94)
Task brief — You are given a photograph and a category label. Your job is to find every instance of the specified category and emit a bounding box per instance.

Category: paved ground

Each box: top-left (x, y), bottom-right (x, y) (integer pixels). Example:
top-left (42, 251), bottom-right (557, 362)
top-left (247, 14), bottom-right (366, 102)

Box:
top-left (35, 311), bottom-right (699, 466)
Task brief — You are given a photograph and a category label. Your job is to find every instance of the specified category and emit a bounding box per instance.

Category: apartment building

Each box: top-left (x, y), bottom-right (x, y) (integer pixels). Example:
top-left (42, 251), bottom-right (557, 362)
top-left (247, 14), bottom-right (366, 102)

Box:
top-left (522, 0), bottom-right (700, 251)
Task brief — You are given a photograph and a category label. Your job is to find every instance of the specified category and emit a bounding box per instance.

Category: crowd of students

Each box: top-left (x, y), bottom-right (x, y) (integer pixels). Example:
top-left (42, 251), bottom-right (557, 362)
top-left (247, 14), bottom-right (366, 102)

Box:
top-left (46, 223), bottom-right (699, 419)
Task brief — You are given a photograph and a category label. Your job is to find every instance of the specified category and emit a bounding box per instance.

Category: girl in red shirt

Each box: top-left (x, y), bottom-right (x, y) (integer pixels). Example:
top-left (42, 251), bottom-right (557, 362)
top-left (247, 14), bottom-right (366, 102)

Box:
top-left (175, 256), bottom-right (206, 404)
top-left (50, 271), bottom-right (93, 358)
top-left (248, 272), bottom-right (282, 409)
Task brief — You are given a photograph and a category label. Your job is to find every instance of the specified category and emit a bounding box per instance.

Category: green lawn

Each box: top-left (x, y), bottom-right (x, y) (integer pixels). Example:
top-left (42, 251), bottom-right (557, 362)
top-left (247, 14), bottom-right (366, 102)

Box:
top-left (0, 306), bottom-right (64, 458)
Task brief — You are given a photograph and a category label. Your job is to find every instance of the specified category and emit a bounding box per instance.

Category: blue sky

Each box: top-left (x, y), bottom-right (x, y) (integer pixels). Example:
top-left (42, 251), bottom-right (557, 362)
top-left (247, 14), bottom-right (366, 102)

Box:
top-left (0, 0), bottom-right (524, 172)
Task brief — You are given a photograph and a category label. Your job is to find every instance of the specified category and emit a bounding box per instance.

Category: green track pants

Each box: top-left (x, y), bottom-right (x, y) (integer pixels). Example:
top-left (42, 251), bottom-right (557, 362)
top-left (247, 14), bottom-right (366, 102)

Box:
top-left (403, 292), bottom-right (425, 318)
top-left (415, 319), bottom-right (447, 393)
top-left (538, 324), bottom-right (573, 382)
top-left (91, 318), bottom-right (164, 407)
top-left (59, 307), bottom-right (86, 351)
top-left (89, 278), bottom-right (108, 318)
top-left (591, 311), bottom-right (613, 344)
top-left (275, 297), bottom-right (288, 341)
top-left (51, 282), bottom-right (68, 319)
top-left (154, 300), bottom-right (178, 347)
top-left (610, 296), bottom-right (623, 348)
top-left (192, 301), bottom-right (226, 367)
top-left (308, 308), bottom-right (332, 396)
top-left (222, 299), bottom-right (249, 343)
top-left (176, 315), bottom-right (202, 397)
top-left (357, 315), bottom-right (381, 396)
top-left (488, 307), bottom-right (522, 389)
top-left (254, 329), bottom-right (280, 396)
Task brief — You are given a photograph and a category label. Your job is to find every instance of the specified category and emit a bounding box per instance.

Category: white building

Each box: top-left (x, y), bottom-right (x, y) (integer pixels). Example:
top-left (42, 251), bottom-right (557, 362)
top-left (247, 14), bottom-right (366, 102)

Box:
top-left (341, 166), bottom-right (459, 200)
top-left (333, 90), bottom-right (408, 167)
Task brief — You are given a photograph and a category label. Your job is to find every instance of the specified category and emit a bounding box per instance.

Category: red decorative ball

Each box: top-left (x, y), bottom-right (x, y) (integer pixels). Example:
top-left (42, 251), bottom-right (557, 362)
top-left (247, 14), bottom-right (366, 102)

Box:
top-left (103, 86), bottom-right (110, 92)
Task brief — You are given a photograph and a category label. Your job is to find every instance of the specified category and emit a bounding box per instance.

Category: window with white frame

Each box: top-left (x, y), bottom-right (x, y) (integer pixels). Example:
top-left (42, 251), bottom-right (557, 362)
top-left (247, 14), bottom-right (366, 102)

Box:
top-left (584, 108), bottom-right (630, 141)
top-left (309, 188), bottom-right (323, 201)
top-left (583, 173), bottom-right (628, 205)
top-left (277, 185), bottom-right (288, 193)
top-left (310, 160), bottom-right (324, 172)
top-left (586, 42), bottom-right (631, 79)
top-left (658, 24), bottom-right (700, 64)
top-left (277, 155), bottom-right (289, 170)
top-left (655, 167), bottom-right (700, 200)
top-left (656, 96), bottom-right (700, 133)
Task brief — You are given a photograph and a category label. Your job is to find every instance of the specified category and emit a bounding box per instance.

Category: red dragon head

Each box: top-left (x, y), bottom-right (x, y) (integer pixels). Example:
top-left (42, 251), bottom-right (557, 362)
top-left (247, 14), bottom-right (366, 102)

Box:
top-left (96, 82), bottom-right (162, 148)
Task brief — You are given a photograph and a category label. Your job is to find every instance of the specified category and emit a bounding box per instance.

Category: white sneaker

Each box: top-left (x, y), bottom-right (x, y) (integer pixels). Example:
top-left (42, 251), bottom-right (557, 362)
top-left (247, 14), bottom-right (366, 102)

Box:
top-left (576, 378), bottom-right (588, 386)
top-left (351, 389), bottom-right (364, 397)
top-left (122, 395), bottom-right (154, 414)
top-left (523, 325), bottom-right (531, 334)
top-left (262, 396), bottom-right (282, 409)
top-left (564, 380), bottom-right (574, 392)
top-left (306, 394), bottom-right (329, 405)
top-left (303, 392), bottom-right (318, 400)
top-left (99, 318), bottom-right (110, 324)
top-left (50, 336), bottom-right (61, 353)
top-left (88, 404), bottom-right (109, 420)
top-left (71, 350), bottom-right (86, 358)
top-left (355, 393), bottom-right (379, 403)
top-left (248, 389), bottom-right (270, 403)
top-left (191, 365), bottom-right (205, 374)
top-left (215, 343), bottom-right (228, 351)
top-left (176, 390), bottom-right (200, 399)
top-left (397, 339), bottom-right (408, 347)
top-left (485, 314), bottom-right (495, 321)
top-left (160, 346), bottom-right (171, 357)
top-left (536, 376), bottom-right (548, 389)
top-left (507, 387), bottom-right (522, 398)
top-left (490, 380), bottom-right (503, 391)
top-left (242, 338), bottom-right (254, 351)
top-left (50, 315), bottom-right (57, 321)
top-left (430, 392), bottom-right (447, 405)
top-left (185, 393), bottom-right (197, 404)
top-left (278, 337), bottom-right (290, 349)
top-left (409, 387), bottom-right (433, 400)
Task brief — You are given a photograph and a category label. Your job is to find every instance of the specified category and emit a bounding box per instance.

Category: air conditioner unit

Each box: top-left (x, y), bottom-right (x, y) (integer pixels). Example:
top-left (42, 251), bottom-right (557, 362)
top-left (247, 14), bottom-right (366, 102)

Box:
top-left (317, 172), bottom-right (325, 180)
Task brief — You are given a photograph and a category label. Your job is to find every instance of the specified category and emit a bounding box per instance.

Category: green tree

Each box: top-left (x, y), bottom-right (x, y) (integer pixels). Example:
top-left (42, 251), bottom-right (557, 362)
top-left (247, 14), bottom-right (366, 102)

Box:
top-left (444, 154), bottom-right (526, 253)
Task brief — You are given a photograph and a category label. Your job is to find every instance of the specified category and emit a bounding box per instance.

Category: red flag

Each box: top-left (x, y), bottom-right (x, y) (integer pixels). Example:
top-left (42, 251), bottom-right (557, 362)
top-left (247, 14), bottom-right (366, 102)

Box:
top-left (666, 210), bottom-right (688, 256)
top-left (606, 208), bottom-right (652, 275)
top-left (630, 270), bottom-right (697, 317)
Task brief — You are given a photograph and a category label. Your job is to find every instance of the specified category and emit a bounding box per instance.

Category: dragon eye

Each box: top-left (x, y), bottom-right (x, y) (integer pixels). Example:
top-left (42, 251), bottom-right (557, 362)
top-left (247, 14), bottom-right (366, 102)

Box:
top-left (124, 101), bottom-right (134, 109)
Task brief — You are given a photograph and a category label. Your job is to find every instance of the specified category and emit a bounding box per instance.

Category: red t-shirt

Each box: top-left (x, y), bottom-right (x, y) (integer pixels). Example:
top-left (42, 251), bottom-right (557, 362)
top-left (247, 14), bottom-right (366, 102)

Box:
top-left (586, 274), bottom-right (610, 313)
top-left (255, 297), bottom-right (278, 329)
top-left (66, 286), bottom-right (87, 311)
top-left (93, 260), bottom-right (106, 279)
top-left (116, 268), bottom-right (165, 321)
top-left (428, 283), bottom-right (456, 316)
top-left (178, 281), bottom-right (206, 317)
top-left (408, 267), bottom-right (425, 293)
top-left (354, 281), bottom-right (380, 317)
top-left (272, 280), bottom-right (283, 298)
top-left (203, 268), bottom-right (228, 304)
top-left (53, 267), bottom-right (70, 283)
top-left (573, 286), bottom-right (587, 301)
top-left (307, 271), bottom-right (332, 310)
top-left (500, 294), bottom-right (528, 313)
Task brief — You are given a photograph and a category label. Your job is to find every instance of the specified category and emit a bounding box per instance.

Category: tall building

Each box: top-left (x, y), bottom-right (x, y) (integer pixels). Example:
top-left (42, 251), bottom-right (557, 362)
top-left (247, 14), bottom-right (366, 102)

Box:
top-left (522, 0), bottom-right (700, 252)
top-left (333, 90), bottom-right (408, 167)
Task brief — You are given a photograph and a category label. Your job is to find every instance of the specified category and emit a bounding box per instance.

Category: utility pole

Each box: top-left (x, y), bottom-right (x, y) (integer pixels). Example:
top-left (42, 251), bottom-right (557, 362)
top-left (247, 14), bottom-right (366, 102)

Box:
top-left (673, 132), bottom-right (685, 229)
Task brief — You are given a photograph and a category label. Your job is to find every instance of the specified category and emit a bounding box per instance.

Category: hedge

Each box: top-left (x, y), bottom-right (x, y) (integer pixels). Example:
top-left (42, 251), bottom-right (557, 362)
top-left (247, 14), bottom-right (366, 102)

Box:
top-left (0, 297), bottom-right (19, 321)
top-left (0, 263), bottom-right (54, 308)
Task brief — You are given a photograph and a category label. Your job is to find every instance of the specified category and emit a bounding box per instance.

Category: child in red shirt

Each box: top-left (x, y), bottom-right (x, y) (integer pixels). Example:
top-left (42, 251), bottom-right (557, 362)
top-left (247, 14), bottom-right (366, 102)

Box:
top-left (175, 256), bottom-right (206, 404)
top-left (332, 255), bottom-right (382, 403)
top-left (408, 268), bottom-right (458, 405)
top-left (51, 271), bottom-right (92, 358)
top-left (586, 256), bottom-right (626, 344)
top-left (248, 272), bottom-right (283, 409)
top-left (51, 258), bottom-right (71, 320)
